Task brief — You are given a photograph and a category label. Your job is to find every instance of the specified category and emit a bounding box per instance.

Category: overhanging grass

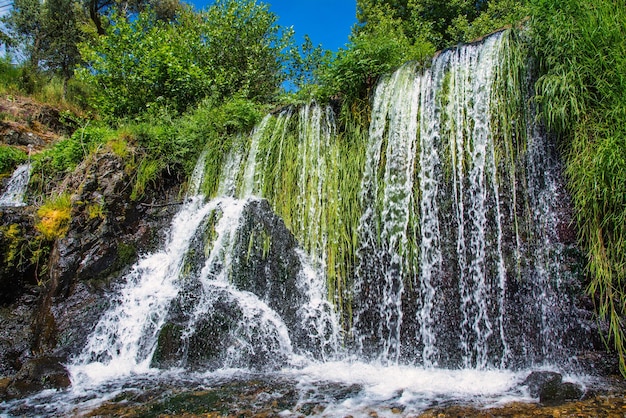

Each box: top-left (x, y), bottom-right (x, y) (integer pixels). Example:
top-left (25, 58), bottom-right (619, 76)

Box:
top-left (531, 0), bottom-right (626, 376)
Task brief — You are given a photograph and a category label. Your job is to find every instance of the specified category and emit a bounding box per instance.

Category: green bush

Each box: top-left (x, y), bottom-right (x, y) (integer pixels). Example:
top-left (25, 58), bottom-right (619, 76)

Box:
top-left (0, 145), bottom-right (28, 176)
top-left (32, 125), bottom-right (112, 174)
top-left (0, 55), bottom-right (21, 93)
top-left (177, 96), bottom-right (263, 196)
top-left (318, 8), bottom-right (434, 102)
top-left (78, 1), bottom-right (288, 121)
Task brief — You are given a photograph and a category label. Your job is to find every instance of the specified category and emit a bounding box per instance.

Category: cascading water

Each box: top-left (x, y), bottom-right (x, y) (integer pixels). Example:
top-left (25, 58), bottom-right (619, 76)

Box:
top-left (351, 30), bottom-right (587, 371)
top-left (0, 163), bottom-right (31, 207)
top-left (6, 29), bottom-right (599, 417)
top-left (70, 131), bottom-right (340, 385)
top-left (353, 62), bottom-right (421, 363)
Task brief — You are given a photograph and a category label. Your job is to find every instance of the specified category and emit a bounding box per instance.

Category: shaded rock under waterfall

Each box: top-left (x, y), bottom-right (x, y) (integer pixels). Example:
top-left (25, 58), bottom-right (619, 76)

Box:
top-left (153, 198), bottom-right (309, 371)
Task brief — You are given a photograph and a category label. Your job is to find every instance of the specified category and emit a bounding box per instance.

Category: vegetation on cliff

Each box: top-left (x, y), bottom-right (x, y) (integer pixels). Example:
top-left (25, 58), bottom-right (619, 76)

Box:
top-left (0, 0), bottom-right (625, 377)
top-left (530, 0), bottom-right (626, 376)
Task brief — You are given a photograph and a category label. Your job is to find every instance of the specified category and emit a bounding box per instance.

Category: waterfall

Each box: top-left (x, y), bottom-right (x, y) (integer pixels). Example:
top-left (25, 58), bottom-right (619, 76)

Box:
top-left (71, 29), bottom-right (586, 393)
top-left (353, 63), bottom-right (421, 363)
top-left (71, 125), bottom-right (340, 385)
top-left (0, 163), bottom-right (31, 207)
top-left (240, 114), bottom-right (272, 197)
top-left (352, 30), bottom-right (581, 369)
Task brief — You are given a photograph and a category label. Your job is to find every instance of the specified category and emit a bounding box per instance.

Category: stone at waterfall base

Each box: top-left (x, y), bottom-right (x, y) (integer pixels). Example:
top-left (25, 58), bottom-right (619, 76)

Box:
top-left (2, 356), bottom-right (70, 399)
top-left (522, 371), bottom-right (584, 403)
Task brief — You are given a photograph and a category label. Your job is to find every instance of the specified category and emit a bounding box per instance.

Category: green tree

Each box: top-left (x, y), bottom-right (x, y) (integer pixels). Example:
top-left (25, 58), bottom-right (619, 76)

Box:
top-left (78, 0), bottom-right (289, 119)
top-left (320, 4), bottom-right (433, 101)
top-left (285, 34), bottom-right (331, 96)
top-left (42, 0), bottom-right (86, 94)
top-left (201, 0), bottom-right (290, 102)
top-left (2, 0), bottom-right (46, 68)
top-left (84, 0), bottom-right (182, 35)
top-left (77, 7), bottom-right (210, 118)
top-left (2, 0), bottom-right (87, 95)
top-left (356, 0), bottom-right (529, 50)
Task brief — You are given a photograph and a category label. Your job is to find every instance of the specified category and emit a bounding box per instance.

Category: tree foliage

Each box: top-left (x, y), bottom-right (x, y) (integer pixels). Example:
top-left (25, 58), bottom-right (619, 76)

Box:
top-left (2, 0), bottom-right (47, 68)
top-left (85, 0), bottom-right (182, 35)
top-left (77, 7), bottom-right (210, 118)
top-left (78, 0), bottom-right (289, 119)
top-left (284, 34), bottom-right (331, 97)
top-left (318, 3), bottom-right (434, 102)
top-left (356, 0), bottom-right (529, 50)
top-left (1, 0), bottom-right (87, 92)
top-left (202, 0), bottom-right (289, 102)
top-left (42, 0), bottom-right (85, 91)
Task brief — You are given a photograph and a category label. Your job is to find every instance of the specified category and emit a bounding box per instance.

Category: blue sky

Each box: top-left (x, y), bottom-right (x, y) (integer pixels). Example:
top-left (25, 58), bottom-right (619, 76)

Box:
top-left (189, 0), bottom-right (357, 52)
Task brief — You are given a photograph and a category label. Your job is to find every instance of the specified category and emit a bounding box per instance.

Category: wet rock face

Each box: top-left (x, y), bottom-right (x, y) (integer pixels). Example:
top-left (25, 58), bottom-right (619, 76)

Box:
top-left (51, 283), bottom-right (112, 361)
top-left (3, 356), bottom-right (70, 399)
top-left (152, 292), bottom-right (246, 370)
top-left (152, 198), bottom-right (305, 371)
top-left (0, 293), bottom-right (37, 379)
top-left (48, 151), bottom-right (178, 298)
top-left (230, 199), bottom-right (305, 331)
top-left (0, 150), bottom-right (181, 398)
top-left (0, 207), bottom-right (38, 306)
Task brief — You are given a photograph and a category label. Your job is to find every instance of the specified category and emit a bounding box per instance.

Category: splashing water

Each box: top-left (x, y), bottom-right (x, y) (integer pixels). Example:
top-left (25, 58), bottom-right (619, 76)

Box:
top-left (0, 163), bottom-right (31, 207)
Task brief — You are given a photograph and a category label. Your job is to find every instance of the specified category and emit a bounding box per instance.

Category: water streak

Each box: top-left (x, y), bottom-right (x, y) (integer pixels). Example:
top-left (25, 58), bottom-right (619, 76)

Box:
top-left (0, 163), bottom-right (31, 207)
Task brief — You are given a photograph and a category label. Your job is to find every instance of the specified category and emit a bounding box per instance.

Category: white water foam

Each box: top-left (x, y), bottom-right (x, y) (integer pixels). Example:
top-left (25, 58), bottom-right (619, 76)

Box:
top-left (69, 196), bottom-right (220, 387)
top-left (288, 362), bottom-right (531, 416)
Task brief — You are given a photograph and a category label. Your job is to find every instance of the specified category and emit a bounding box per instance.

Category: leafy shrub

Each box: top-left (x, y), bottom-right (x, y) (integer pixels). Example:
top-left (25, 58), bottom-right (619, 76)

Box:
top-left (0, 55), bottom-right (21, 93)
top-left (78, 1), bottom-right (288, 121)
top-left (32, 125), bottom-right (113, 174)
top-left (318, 9), bottom-right (434, 102)
top-left (0, 145), bottom-right (27, 176)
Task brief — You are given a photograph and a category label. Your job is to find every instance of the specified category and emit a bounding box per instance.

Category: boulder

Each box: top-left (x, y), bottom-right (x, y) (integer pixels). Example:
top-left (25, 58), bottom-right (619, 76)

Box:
top-left (522, 371), bottom-right (584, 403)
top-left (5, 356), bottom-right (70, 399)
top-left (229, 199), bottom-right (305, 332)
top-left (151, 198), bottom-right (305, 371)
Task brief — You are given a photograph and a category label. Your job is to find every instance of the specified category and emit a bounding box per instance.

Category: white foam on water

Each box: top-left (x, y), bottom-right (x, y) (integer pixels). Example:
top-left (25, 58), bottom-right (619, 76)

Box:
top-left (285, 361), bottom-right (534, 416)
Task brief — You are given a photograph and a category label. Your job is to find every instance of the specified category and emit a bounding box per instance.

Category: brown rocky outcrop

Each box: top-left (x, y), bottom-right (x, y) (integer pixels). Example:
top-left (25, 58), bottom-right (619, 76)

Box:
top-left (0, 94), bottom-right (78, 152)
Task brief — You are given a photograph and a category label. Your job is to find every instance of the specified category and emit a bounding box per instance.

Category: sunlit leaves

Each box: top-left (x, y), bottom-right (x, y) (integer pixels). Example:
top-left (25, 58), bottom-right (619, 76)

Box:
top-left (77, 0), bottom-right (289, 120)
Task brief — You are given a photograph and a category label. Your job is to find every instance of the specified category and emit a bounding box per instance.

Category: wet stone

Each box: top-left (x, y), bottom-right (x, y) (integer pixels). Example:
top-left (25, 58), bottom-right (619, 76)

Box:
top-left (5, 356), bottom-right (70, 398)
top-left (521, 370), bottom-right (584, 404)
